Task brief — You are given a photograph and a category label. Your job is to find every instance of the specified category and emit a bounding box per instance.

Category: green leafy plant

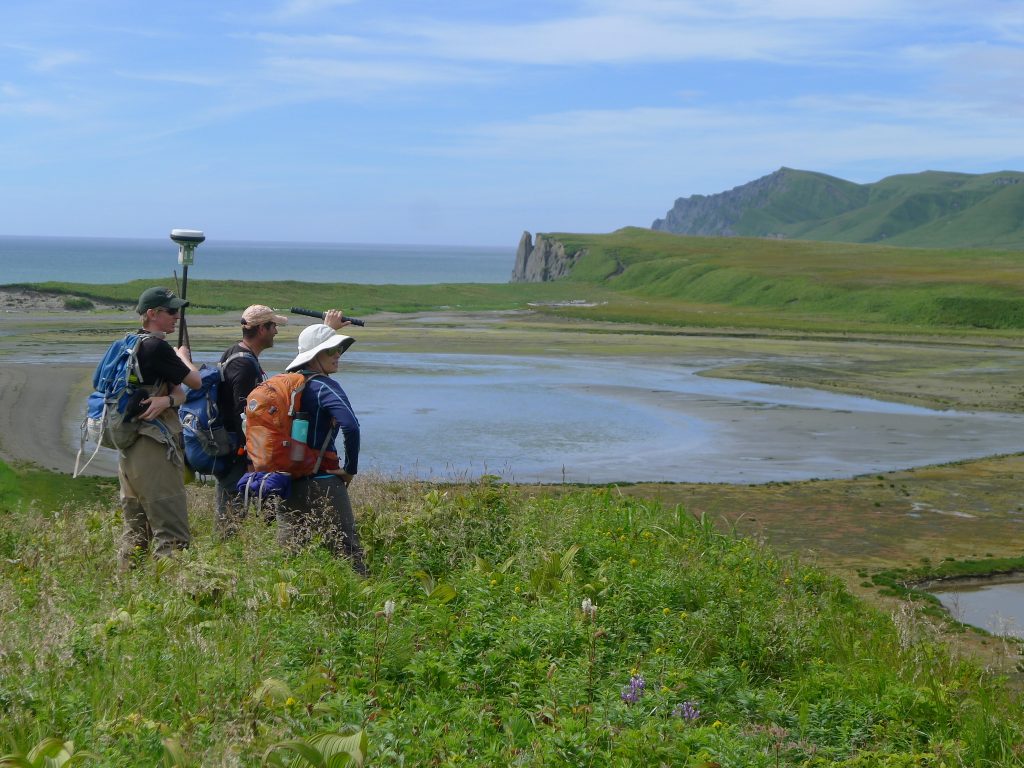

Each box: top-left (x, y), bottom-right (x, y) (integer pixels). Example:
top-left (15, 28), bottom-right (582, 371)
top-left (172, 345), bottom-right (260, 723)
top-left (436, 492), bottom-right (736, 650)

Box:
top-left (0, 738), bottom-right (97, 767)
top-left (262, 730), bottom-right (367, 767)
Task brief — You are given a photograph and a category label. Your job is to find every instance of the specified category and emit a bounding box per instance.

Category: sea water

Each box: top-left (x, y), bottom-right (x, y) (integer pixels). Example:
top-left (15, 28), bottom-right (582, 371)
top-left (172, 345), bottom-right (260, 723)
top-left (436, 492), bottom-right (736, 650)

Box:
top-left (0, 235), bottom-right (513, 285)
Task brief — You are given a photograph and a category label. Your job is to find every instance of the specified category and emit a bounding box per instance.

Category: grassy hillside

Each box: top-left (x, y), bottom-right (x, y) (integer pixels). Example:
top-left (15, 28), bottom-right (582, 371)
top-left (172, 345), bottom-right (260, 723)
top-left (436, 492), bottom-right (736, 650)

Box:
top-left (2, 460), bottom-right (1022, 766)
top-left (544, 228), bottom-right (1024, 332)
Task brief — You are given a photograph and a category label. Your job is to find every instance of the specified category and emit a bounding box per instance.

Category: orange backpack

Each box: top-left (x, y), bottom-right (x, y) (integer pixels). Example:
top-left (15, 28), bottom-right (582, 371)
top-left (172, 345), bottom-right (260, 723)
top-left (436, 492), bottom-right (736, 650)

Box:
top-left (244, 372), bottom-right (338, 478)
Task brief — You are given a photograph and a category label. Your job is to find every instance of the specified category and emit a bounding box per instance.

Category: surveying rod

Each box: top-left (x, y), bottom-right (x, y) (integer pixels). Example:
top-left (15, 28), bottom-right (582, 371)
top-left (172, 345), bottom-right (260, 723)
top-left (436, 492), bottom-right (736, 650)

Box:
top-left (290, 307), bottom-right (366, 326)
top-left (169, 229), bottom-right (205, 347)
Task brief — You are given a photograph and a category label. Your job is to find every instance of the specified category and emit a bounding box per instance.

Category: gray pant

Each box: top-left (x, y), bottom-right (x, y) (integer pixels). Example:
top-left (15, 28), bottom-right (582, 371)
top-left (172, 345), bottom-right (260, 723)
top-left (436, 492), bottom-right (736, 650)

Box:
top-left (213, 456), bottom-right (248, 537)
top-left (276, 475), bottom-right (366, 575)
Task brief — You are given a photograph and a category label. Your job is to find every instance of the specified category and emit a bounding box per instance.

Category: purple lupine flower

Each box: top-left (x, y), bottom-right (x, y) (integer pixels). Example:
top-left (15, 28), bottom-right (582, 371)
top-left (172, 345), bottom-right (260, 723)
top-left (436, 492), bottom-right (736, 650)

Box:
top-left (620, 674), bottom-right (646, 704)
top-left (672, 700), bottom-right (700, 721)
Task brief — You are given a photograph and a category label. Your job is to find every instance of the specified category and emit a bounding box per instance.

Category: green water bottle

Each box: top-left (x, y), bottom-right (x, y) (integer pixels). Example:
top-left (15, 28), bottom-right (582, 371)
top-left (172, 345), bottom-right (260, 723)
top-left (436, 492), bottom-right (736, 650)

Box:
top-left (289, 413), bottom-right (309, 462)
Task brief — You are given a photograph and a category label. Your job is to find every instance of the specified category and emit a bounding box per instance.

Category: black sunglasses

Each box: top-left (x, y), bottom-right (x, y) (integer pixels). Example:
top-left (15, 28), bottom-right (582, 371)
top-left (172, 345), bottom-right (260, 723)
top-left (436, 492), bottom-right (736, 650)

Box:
top-left (159, 307), bottom-right (179, 316)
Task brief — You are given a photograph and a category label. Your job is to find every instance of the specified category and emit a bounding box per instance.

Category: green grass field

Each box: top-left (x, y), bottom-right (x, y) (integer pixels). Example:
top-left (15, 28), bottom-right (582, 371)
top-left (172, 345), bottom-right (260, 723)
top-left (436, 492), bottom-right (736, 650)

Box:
top-left (14, 229), bottom-right (1024, 336)
top-left (2, 461), bottom-right (1023, 766)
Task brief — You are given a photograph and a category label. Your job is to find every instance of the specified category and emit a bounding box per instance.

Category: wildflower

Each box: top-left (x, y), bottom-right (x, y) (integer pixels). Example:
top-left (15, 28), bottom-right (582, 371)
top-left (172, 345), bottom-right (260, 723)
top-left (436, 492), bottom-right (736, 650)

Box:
top-left (489, 579), bottom-right (497, 586)
top-left (655, 646), bottom-right (664, 655)
top-left (510, 615), bottom-right (518, 622)
top-left (712, 720), bottom-right (724, 728)
top-left (662, 607), bottom-right (671, 615)
top-left (514, 585), bottom-right (521, 594)
top-left (672, 700), bottom-right (700, 721)
top-left (679, 611), bottom-right (688, 620)
top-left (620, 674), bottom-right (645, 705)
top-left (383, 599), bottom-right (396, 620)
top-left (619, 535), bottom-right (627, 542)
top-left (629, 558), bottom-right (638, 567)
top-left (581, 598), bottom-right (597, 620)
top-left (284, 697), bottom-right (297, 707)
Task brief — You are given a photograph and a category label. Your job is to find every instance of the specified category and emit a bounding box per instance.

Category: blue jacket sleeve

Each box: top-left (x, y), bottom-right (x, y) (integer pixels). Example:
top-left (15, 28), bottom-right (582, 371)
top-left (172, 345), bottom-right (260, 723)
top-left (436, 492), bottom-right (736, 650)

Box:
top-left (304, 377), bottom-right (361, 474)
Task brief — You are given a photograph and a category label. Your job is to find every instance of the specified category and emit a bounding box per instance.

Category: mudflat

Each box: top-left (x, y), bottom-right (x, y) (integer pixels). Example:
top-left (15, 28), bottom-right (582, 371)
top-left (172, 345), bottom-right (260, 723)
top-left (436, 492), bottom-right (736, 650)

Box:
top-left (3, 294), bottom-right (1024, 577)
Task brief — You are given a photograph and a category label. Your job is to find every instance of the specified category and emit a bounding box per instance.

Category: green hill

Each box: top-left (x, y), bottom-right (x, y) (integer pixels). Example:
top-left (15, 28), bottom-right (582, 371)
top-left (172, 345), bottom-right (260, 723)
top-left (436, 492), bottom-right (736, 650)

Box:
top-left (541, 227), bottom-right (1024, 331)
top-left (652, 168), bottom-right (1024, 249)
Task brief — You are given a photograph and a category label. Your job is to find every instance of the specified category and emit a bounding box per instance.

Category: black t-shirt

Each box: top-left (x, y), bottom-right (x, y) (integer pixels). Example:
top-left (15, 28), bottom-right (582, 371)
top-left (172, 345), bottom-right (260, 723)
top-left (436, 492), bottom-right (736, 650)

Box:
top-left (217, 343), bottom-right (264, 435)
top-left (136, 332), bottom-right (190, 388)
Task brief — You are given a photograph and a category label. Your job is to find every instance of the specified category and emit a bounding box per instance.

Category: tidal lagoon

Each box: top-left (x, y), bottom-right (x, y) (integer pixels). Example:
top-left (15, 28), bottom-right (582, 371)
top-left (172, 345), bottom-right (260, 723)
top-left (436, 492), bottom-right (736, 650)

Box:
top-left (62, 350), bottom-right (1024, 484)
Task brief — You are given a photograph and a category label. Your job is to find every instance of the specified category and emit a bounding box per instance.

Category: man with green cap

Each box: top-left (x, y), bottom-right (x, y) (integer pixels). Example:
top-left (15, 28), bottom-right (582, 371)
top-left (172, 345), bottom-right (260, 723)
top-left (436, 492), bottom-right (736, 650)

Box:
top-left (117, 286), bottom-right (201, 570)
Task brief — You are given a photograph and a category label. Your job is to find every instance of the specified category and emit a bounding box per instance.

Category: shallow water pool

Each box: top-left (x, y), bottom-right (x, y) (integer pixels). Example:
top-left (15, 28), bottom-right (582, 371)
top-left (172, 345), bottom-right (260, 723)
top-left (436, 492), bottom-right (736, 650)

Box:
top-left (930, 580), bottom-right (1024, 638)
top-left (65, 351), bottom-right (1024, 483)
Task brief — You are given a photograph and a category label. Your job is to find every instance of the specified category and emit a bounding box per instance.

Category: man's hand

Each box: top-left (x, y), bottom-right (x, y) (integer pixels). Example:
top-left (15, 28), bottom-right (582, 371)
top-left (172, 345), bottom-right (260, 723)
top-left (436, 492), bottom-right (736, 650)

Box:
top-left (139, 394), bottom-right (173, 421)
top-left (323, 309), bottom-right (351, 331)
top-left (175, 345), bottom-right (193, 363)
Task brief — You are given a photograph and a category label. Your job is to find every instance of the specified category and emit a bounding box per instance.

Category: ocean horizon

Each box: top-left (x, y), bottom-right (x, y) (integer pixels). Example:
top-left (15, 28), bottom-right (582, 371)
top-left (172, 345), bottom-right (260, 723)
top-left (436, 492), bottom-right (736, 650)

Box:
top-left (0, 234), bottom-right (514, 285)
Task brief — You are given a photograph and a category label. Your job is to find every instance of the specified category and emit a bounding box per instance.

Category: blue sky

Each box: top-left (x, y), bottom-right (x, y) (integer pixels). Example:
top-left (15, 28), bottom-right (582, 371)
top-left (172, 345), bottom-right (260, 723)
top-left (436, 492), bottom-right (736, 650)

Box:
top-left (1, 1), bottom-right (1022, 246)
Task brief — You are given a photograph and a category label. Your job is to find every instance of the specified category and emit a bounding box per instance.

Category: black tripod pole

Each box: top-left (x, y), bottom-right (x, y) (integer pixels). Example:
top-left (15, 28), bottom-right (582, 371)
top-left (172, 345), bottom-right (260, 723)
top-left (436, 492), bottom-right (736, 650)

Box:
top-left (175, 267), bottom-right (190, 349)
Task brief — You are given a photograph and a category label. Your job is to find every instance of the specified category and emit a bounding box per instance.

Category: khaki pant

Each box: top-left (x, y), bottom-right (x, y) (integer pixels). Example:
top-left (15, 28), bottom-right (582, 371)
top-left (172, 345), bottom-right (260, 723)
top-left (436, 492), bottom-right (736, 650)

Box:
top-left (118, 432), bottom-right (190, 568)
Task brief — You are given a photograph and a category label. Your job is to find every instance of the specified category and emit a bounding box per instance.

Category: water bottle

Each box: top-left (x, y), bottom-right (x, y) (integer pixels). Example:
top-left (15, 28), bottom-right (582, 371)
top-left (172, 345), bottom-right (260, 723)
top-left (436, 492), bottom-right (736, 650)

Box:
top-left (289, 413), bottom-right (309, 462)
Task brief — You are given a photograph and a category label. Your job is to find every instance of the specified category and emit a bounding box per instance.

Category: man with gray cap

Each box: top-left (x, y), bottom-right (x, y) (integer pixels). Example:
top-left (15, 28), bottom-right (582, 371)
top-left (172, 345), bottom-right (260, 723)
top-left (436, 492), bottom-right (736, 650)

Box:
top-left (118, 287), bottom-right (201, 570)
top-left (214, 306), bottom-right (349, 536)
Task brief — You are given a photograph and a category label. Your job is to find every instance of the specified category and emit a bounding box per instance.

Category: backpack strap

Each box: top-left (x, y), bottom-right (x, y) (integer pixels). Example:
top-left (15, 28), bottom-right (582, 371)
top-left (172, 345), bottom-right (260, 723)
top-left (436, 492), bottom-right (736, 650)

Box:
top-left (218, 350), bottom-right (263, 382)
top-left (311, 418), bottom-right (337, 475)
top-left (127, 332), bottom-right (155, 390)
top-left (73, 401), bottom-right (107, 478)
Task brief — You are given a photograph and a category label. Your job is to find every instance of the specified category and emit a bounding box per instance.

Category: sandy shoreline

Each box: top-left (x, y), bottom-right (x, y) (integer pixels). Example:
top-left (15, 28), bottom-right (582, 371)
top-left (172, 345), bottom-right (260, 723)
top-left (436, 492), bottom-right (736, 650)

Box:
top-left (0, 363), bottom-right (104, 475)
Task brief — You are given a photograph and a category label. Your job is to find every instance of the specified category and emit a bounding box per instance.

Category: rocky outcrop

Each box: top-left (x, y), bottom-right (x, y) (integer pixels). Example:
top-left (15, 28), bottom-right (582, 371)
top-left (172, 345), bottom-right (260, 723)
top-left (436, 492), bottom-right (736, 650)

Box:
top-left (510, 232), bottom-right (585, 282)
top-left (652, 168), bottom-right (798, 236)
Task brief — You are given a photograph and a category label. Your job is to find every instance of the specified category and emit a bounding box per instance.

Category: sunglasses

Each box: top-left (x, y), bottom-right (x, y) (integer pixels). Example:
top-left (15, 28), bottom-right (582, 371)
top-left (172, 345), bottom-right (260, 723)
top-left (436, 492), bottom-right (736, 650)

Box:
top-left (159, 307), bottom-right (180, 316)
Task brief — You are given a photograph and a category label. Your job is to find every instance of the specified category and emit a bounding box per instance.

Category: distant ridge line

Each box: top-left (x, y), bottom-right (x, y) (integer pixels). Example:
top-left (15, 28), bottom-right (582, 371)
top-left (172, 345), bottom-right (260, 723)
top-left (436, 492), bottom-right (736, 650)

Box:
top-left (651, 167), bottom-right (1024, 250)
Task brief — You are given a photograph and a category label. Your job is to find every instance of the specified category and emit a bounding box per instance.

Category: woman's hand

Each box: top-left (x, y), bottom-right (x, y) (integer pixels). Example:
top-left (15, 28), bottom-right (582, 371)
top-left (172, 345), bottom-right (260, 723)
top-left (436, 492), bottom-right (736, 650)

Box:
top-left (323, 309), bottom-right (351, 330)
top-left (325, 467), bottom-right (354, 486)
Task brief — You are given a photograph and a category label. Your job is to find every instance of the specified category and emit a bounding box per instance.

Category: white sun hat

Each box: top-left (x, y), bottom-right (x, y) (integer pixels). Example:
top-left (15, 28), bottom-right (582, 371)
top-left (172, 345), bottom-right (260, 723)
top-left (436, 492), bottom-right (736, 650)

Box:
top-left (285, 324), bottom-right (355, 371)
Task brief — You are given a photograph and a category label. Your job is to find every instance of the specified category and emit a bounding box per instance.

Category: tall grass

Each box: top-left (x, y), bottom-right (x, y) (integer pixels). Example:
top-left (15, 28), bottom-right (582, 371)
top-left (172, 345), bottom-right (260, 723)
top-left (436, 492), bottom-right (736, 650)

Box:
top-left (2, 464), bottom-right (1022, 766)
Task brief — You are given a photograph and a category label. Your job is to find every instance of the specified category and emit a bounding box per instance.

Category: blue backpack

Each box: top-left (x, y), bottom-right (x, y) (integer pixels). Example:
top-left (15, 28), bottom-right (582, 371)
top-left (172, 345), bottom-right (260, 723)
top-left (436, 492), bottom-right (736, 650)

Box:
top-left (74, 332), bottom-right (152, 477)
top-left (179, 351), bottom-right (259, 475)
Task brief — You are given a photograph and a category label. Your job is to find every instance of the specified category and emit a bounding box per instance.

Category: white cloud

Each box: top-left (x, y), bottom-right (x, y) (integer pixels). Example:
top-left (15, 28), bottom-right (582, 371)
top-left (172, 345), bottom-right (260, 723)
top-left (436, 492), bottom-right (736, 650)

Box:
top-left (271, 0), bottom-right (360, 19)
top-left (113, 70), bottom-right (228, 88)
top-left (263, 55), bottom-right (489, 89)
top-left (400, 14), bottom-right (827, 65)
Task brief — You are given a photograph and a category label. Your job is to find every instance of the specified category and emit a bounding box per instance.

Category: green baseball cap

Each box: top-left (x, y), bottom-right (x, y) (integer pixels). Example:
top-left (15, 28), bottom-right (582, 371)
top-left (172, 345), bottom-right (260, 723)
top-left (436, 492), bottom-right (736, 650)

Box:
top-left (136, 286), bottom-right (189, 314)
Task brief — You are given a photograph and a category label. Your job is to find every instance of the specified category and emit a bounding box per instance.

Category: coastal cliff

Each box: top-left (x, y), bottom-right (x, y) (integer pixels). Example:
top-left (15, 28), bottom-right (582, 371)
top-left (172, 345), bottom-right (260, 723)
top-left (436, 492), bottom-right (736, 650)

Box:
top-left (510, 231), bottom-right (585, 282)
